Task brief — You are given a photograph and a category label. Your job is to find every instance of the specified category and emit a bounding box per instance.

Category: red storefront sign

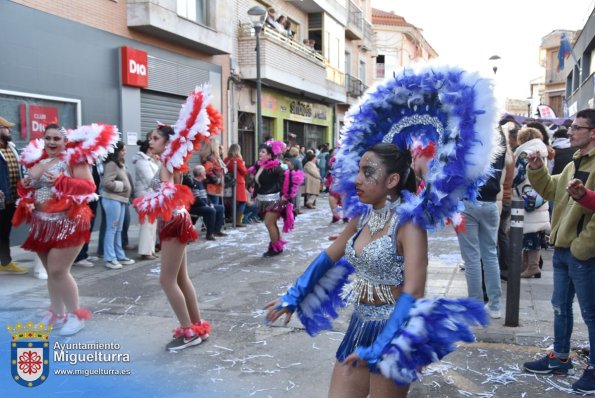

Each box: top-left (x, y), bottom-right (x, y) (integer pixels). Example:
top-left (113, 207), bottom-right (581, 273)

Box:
top-left (19, 104), bottom-right (59, 140)
top-left (121, 46), bottom-right (148, 88)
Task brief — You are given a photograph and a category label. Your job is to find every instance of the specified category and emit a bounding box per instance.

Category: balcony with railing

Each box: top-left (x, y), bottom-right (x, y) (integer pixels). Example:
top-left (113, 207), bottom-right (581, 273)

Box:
top-left (345, 74), bottom-right (367, 99)
top-left (127, 0), bottom-right (233, 54)
top-left (360, 20), bottom-right (374, 51)
top-left (285, 0), bottom-right (348, 24)
top-left (238, 23), bottom-right (346, 103)
top-left (346, 0), bottom-right (363, 40)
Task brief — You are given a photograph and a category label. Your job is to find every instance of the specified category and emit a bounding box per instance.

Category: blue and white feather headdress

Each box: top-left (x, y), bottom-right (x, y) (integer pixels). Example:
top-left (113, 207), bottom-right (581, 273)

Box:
top-left (333, 64), bottom-right (499, 230)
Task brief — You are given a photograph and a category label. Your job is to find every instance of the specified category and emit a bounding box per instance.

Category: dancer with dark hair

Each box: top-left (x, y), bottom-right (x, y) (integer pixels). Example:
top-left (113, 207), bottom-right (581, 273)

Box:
top-left (249, 140), bottom-right (302, 257)
top-left (134, 86), bottom-right (222, 351)
top-left (264, 64), bottom-right (499, 397)
top-left (14, 123), bottom-right (118, 335)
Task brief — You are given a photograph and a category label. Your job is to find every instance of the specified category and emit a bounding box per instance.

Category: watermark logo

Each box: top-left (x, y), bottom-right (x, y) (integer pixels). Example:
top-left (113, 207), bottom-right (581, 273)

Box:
top-left (8, 321), bottom-right (52, 387)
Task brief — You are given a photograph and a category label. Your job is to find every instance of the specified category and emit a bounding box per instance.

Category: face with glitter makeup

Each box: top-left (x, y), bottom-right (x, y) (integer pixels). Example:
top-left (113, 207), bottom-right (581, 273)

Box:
top-left (355, 152), bottom-right (391, 206)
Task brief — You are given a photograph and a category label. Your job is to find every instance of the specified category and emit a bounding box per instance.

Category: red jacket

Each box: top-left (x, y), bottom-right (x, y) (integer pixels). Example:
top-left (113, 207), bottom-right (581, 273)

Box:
top-left (577, 188), bottom-right (595, 212)
top-left (224, 157), bottom-right (248, 202)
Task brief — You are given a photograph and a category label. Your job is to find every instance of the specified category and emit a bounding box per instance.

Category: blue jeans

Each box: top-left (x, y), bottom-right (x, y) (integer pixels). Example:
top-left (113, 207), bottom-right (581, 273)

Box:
top-left (243, 204), bottom-right (259, 223)
top-left (191, 205), bottom-right (224, 235)
top-left (456, 200), bottom-right (502, 311)
top-left (101, 198), bottom-right (126, 262)
top-left (208, 194), bottom-right (222, 206)
top-left (552, 248), bottom-right (595, 365)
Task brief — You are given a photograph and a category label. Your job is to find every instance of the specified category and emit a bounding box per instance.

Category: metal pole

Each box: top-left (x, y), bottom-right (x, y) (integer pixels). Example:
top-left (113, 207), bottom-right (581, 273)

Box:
top-left (255, 26), bottom-right (263, 150)
top-left (504, 199), bottom-right (525, 327)
top-left (232, 161), bottom-right (237, 228)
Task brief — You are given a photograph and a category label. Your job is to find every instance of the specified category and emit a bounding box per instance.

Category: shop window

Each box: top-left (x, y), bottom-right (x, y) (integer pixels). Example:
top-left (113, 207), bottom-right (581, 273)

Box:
top-left (0, 91), bottom-right (79, 150)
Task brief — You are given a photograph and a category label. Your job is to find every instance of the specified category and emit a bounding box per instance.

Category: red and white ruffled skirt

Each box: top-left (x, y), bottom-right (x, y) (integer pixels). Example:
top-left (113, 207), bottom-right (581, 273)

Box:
top-left (22, 210), bottom-right (91, 252)
top-left (159, 208), bottom-right (198, 244)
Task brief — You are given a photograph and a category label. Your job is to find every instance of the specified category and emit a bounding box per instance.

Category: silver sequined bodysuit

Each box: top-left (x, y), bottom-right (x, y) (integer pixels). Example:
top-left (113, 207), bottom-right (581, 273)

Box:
top-left (342, 210), bottom-right (404, 305)
top-left (31, 159), bottom-right (69, 209)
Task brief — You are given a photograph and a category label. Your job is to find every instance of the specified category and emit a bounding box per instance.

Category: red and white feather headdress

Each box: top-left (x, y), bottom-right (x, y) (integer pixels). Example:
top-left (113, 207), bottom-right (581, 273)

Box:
top-left (160, 85), bottom-right (223, 173)
top-left (19, 123), bottom-right (120, 168)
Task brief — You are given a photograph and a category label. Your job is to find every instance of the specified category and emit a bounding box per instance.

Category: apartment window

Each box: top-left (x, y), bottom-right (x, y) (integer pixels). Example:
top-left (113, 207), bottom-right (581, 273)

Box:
top-left (345, 51), bottom-right (351, 75)
top-left (376, 55), bottom-right (385, 79)
top-left (359, 60), bottom-right (366, 83)
top-left (177, 0), bottom-right (205, 24)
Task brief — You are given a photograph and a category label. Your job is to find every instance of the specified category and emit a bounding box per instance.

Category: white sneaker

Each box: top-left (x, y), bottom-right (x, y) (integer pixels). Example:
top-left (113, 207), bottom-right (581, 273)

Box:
top-left (118, 258), bottom-right (135, 265)
top-left (59, 313), bottom-right (85, 336)
top-left (34, 269), bottom-right (48, 280)
top-left (74, 259), bottom-right (94, 267)
top-left (485, 304), bottom-right (502, 319)
top-left (86, 256), bottom-right (99, 262)
top-left (105, 260), bottom-right (123, 269)
top-left (40, 310), bottom-right (66, 329)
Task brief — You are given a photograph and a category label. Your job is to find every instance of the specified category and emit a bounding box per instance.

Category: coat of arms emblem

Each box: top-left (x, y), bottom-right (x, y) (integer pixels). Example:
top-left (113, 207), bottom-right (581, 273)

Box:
top-left (8, 321), bottom-right (52, 387)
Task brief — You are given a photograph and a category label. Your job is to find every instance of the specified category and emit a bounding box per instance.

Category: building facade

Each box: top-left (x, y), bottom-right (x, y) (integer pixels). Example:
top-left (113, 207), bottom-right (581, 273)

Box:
top-left (565, 9), bottom-right (595, 116)
top-left (371, 8), bottom-right (438, 86)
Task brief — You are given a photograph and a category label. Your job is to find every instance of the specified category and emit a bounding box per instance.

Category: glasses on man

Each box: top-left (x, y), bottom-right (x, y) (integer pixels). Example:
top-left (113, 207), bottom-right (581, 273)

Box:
top-left (570, 124), bottom-right (594, 132)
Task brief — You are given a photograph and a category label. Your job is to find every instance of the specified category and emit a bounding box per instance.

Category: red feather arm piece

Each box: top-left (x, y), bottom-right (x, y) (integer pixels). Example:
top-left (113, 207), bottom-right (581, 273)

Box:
top-left (45, 175), bottom-right (98, 219)
top-left (133, 182), bottom-right (195, 224)
top-left (12, 181), bottom-right (35, 226)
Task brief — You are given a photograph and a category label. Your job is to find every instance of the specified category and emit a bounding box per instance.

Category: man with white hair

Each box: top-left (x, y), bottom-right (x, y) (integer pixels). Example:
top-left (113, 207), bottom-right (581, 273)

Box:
top-left (187, 165), bottom-right (226, 241)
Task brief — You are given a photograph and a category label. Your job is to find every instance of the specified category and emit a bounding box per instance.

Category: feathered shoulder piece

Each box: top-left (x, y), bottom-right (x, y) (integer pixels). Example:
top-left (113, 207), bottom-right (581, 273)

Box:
top-left (133, 182), bottom-right (194, 223)
top-left (332, 64), bottom-right (499, 231)
top-left (160, 85), bottom-right (223, 173)
top-left (282, 169), bottom-right (304, 200)
top-left (20, 139), bottom-right (47, 169)
top-left (20, 124), bottom-right (119, 168)
top-left (64, 124), bottom-right (120, 167)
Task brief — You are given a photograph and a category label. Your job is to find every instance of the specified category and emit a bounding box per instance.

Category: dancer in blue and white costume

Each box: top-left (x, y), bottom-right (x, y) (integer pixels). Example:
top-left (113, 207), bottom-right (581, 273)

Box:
top-left (265, 64), bottom-right (500, 397)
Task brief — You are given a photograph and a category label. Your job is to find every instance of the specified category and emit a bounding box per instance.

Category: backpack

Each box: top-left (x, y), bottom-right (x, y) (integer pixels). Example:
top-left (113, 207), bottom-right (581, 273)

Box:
top-left (519, 185), bottom-right (546, 212)
top-left (223, 172), bottom-right (236, 198)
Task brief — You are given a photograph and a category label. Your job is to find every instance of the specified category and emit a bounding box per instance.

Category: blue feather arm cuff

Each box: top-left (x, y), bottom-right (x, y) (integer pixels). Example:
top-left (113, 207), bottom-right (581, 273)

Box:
top-left (277, 253), bottom-right (354, 336)
top-left (377, 297), bottom-right (488, 386)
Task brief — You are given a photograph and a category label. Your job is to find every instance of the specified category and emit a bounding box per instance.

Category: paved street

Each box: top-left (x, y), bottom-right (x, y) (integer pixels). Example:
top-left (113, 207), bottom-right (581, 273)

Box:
top-left (0, 195), bottom-right (590, 397)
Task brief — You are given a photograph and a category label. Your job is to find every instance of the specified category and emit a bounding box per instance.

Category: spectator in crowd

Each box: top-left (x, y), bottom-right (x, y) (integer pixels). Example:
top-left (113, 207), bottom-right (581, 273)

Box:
top-left (525, 121), bottom-right (555, 171)
top-left (242, 174), bottom-right (260, 224)
top-left (523, 109), bottom-right (595, 394)
top-left (201, 140), bottom-right (226, 209)
top-left (512, 127), bottom-right (550, 278)
top-left (287, 146), bottom-right (303, 171)
top-left (299, 146), bottom-right (306, 161)
top-left (101, 142), bottom-right (135, 269)
top-left (186, 165), bottom-right (226, 241)
top-left (304, 152), bottom-right (321, 209)
top-left (224, 144), bottom-right (248, 228)
top-left (275, 15), bottom-right (288, 35)
top-left (552, 128), bottom-right (576, 175)
top-left (121, 168), bottom-right (135, 251)
top-left (0, 116), bottom-right (27, 275)
top-left (317, 144), bottom-right (329, 189)
top-left (456, 130), bottom-right (506, 319)
top-left (265, 8), bottom-right (281, 30)
top-left (283, 18), bottom-right (294, 39)
top-left (73, 163), bottom-right (102, 268)
top-left (133, 138), bottom-right (159, 260)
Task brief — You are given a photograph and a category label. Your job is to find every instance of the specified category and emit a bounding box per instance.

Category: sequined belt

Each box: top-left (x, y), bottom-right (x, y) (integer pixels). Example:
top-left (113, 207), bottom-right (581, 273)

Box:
top-left (256, 193), bottom-right (280, 202)
top-left (353, 303), bottom-right (393, 321)
top-left (32, 210), bottom-right (68, 221)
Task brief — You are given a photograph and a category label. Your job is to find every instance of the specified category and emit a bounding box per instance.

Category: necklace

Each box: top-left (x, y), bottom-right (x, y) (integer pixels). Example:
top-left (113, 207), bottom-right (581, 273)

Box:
top-left (367, 205), bottom-right (391, 234)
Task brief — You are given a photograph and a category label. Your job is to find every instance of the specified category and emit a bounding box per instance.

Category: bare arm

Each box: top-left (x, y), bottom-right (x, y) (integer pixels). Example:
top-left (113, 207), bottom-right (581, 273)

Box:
top-left (398, 222), bottom-right (428, 298)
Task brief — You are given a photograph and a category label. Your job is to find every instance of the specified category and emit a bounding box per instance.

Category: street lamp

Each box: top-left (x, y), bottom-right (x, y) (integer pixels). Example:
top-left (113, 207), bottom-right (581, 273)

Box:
top-left (247, 6), bottom-right (267, 150)
top-left (526, 97), bottom-right (532, 118)
top-left (488, 54), bottom-right (501, 75)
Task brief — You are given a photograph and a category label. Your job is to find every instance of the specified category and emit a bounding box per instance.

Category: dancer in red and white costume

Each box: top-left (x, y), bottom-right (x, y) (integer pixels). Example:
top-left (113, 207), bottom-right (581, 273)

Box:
top-left (14, 123), bottom-right (118, 336)
top-left (134, 85), bottom-right (221, 351)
